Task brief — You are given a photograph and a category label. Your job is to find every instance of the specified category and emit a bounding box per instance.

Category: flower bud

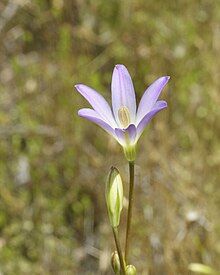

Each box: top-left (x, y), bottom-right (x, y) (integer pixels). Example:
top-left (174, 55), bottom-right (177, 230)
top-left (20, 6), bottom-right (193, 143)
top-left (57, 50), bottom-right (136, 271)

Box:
top-left (105, 167), bottom-right (123, 228)
top-left (126, 265), bottom-right (137, 275)
top-left (111, 251), bottom-right (121, 274)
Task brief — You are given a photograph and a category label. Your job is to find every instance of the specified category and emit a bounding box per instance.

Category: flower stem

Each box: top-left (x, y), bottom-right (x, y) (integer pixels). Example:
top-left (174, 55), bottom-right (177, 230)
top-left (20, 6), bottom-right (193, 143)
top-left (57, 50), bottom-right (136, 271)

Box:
top-left (125, 161), bottom-right (135, 263)
top-left (112, 227), bottom-right (126, 275)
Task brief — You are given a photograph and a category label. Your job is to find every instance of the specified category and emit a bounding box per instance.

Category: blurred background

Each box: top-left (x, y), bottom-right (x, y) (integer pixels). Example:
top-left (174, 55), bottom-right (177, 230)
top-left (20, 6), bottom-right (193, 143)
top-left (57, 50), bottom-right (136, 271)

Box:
top-left (0, 0), bottom-right (220, 274)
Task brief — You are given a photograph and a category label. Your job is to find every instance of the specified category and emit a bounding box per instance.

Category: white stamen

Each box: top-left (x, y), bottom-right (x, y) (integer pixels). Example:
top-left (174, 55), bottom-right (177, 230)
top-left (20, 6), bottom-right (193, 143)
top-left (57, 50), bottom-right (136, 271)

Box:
top-left (118, 106), bottom-right (130, 128)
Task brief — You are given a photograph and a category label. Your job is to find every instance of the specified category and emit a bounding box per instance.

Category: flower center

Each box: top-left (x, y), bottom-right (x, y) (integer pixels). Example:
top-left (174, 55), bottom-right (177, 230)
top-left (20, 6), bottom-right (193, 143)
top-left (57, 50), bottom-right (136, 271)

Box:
top-left (118, 106), bottom-right (130, 128)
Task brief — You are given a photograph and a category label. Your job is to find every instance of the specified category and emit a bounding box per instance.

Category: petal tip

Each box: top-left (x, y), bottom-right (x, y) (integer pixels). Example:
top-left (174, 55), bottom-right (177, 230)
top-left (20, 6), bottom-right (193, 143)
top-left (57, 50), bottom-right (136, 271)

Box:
top-left (161, 76), bottom-right (170, 82)
top-left (157, 100), bottom-right (168, 109)
top-left (74, 84), bottom-right (82, 91)
top-left (115, 64), bottom-right (125, 70)
top-left (164, 76), bottom-right (171, 83)
top-left (78, 109), bottom-right (83, 116)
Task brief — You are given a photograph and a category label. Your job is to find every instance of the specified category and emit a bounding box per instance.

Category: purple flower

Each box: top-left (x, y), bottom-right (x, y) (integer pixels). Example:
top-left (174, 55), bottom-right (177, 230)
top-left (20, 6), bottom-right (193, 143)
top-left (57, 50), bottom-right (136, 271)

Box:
top-left (75, 64), bottom-right (169, 161)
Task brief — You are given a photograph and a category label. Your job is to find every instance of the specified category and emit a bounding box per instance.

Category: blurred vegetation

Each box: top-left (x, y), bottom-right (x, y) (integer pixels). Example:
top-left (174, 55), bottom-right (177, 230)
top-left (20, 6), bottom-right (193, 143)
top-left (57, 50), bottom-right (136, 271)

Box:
top-left (0, 0), bottom-right (220, 274)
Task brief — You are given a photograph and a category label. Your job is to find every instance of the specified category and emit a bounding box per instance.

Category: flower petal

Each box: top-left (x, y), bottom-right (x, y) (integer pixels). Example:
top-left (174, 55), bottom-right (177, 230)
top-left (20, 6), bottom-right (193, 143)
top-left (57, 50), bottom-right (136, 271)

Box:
top-left (136, 100), bottom-right (167, 139)
top-left (114, 128), bottom-right (126, 146)
top-left (78, 108), bottom-right (116, 137)
top-left (126, 124), bottom-right (137, 144)
top-left (111, 64), bottom-right (136, 125)
top-left (75, 84), bottom-right (117, 128)
top-left (115, 124), bottom-right (137, 146)
top-left (136, 76), bottom-right (170, 124)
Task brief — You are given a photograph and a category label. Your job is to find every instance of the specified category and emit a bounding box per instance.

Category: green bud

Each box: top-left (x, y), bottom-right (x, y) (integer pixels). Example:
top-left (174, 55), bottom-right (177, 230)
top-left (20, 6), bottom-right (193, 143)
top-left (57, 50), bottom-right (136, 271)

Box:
top-left (105, 167), bottom-right (123, 228)
top-left (126, 265), bottom-right (137, 275)
top-left (111, 251), bottom-right (121, 274)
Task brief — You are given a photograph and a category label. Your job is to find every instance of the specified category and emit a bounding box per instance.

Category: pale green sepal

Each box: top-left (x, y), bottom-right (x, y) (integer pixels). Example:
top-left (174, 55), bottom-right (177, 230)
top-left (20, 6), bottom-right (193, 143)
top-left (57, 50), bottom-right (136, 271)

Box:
top-left (105, 167), bottom-right (124, 228)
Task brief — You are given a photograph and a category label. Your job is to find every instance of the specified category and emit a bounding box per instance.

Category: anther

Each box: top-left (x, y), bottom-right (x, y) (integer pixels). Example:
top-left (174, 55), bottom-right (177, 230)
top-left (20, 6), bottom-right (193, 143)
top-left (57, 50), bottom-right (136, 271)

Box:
top-left (118, 106), bottom-right (131, 128)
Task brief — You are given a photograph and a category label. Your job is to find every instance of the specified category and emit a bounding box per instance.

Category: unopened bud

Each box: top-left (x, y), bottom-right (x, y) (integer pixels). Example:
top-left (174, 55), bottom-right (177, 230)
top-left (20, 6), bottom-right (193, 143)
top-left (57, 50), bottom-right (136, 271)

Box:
top-left (126, 265), bottom-right (137, 275)
top-left (105, 167), bottom-right (123, 228)
top-left (111, 251), bottom-right (121, 274)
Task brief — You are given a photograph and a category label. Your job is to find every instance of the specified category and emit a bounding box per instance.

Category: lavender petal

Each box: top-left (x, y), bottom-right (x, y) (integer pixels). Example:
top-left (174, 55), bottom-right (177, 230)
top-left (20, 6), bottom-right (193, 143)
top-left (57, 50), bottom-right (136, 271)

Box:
top-left (136, 100), bottom-right (167, 139)
top-left (75, 84), bottom-right (117, 128)
top-left (111, 64), bottom-right (136, 125)
top-left (78, 108), bottom-right (116, 137)
top-left (136, 76), bottom-right (170, 124)
top-left (115, 128), bottom-right (126, 146)
top-left (126, 124), bottom-right (137, 144)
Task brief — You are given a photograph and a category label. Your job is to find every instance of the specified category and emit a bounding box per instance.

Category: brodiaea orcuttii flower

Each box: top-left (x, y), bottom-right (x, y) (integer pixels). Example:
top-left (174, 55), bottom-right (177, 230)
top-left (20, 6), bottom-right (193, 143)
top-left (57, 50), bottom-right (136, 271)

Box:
top-left (75, 64), bottom-right (170, 161)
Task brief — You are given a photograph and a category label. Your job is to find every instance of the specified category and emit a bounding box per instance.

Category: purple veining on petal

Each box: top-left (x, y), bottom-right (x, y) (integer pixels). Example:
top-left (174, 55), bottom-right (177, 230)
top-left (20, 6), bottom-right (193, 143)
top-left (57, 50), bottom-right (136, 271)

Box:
top-left (136, 100), bottom-right (167, 139)
top-left (78, 108), bottom-right (116, 137)
top-left (75, 84), bottom-right (117, 128)
top-left (111, 64), bottom-right (136, 125)
top-left (136, 76), bottom-right (170, 124)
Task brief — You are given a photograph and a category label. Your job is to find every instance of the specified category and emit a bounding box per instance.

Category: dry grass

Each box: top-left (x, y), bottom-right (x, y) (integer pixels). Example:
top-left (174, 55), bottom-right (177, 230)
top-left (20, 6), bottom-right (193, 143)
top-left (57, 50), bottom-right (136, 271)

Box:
top-left (0, 0), bottom-right (220, 274)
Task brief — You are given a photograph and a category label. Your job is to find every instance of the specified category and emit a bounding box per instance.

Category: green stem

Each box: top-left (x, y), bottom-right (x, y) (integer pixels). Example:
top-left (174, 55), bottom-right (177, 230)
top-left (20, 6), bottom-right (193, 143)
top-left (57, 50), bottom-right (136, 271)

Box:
top-left (125, 161), bottom-right (135, 263)
top-left (112, 227), bottom-right (126, 275)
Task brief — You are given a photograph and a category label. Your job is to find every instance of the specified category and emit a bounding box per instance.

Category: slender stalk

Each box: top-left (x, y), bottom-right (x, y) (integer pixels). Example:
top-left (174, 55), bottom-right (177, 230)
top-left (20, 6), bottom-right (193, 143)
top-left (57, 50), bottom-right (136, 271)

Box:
top-left (125, 161), bottom-right (135, 263)
top-left (112, 227), bottom-right (126, 275)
